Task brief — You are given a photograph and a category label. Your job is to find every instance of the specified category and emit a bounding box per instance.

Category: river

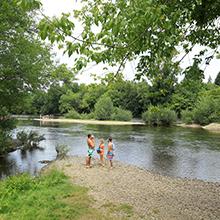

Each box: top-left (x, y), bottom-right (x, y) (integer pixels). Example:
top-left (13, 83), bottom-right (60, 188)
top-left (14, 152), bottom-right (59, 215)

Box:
top-left (1, 120), bottom-right (220, 182)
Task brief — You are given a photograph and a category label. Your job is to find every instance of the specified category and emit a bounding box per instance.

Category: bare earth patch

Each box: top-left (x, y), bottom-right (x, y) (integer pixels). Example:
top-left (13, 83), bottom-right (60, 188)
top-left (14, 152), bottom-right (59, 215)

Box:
top-left (45, 156), bottom-right (220, 220)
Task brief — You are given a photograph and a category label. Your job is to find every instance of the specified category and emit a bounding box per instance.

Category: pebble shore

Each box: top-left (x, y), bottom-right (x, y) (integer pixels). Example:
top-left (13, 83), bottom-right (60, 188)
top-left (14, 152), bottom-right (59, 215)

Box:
top-left (45, 156), bottom-right (220, 220)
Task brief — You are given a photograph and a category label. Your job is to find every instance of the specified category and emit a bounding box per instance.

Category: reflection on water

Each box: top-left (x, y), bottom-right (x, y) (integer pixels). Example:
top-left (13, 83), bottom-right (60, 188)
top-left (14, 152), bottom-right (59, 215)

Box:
top-left (1, 121), bottom-right (220, 182)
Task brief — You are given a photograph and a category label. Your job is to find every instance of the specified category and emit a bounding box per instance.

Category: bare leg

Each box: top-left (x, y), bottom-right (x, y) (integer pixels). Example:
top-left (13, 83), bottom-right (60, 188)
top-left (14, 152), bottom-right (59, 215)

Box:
top-left (86, 156), bottom-right (90, 168)
top-left (100, 155), bottom-right (104, 166)
top-left (110, 160), bottom-right (113, 168)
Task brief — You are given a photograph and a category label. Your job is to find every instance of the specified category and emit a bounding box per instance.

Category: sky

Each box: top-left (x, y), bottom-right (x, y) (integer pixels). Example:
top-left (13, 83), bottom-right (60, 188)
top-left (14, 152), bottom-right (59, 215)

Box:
top-left (41, 0), bottom-right (220, 84)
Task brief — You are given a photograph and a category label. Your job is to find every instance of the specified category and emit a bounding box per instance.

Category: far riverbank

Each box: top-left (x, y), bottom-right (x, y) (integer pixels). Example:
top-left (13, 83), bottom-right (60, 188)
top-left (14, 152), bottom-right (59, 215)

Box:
top-left (34, 118), bottom-right (220, 132)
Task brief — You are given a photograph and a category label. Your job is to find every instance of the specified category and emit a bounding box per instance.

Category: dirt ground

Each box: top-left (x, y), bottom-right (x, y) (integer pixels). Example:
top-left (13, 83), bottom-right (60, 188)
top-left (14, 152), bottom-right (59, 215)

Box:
top-left (45, 156), bottom-right (220, 220)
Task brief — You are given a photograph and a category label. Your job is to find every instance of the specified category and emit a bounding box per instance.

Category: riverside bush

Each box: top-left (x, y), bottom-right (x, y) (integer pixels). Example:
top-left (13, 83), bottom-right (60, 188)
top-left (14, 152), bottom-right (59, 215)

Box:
top-left (111, 108), bottom-right (132, 121)
top-left (193, 97), bottom-right (220, 125)
top-left (94, 96), bottom-right (113, 120)
top-left (181, 110), bottom-right (194, 124)
top-left (142, 106), bottom-right (177, 126)
top-left (80, 112), bottom-right (95, 119)
top-left (64, 109), bottom-right (81, 119)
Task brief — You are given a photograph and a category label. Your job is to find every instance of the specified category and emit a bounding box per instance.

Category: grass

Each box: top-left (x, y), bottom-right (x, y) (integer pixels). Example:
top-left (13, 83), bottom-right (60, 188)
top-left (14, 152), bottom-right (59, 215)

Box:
top-left (0, 170), bottom-right (109, 220)
top-left (0, 170), bottom-right (135, 220)
top-left (101, 202), bottom-right (134, 218)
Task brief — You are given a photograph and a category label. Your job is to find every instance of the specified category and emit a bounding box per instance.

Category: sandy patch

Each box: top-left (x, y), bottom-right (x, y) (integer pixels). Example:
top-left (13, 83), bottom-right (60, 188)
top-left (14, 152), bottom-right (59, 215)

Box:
top-left (202, 123), bottom-right (220, 132)
top-left (45, 156), bottom-right (220, 220)
top-left (176, 123), bottom-right (202, 128)
top-left (34, 118), bottom-right (145, 125)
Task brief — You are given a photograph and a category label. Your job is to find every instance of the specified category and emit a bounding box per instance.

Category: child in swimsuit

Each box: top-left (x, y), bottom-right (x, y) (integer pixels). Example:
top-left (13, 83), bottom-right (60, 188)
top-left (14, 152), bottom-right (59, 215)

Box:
top-left (98, 138), bottom-right (105, 166)
top-left (107, 137), bottom-right (114, 169)
top-left (86, 134), bottom-right (95, 168)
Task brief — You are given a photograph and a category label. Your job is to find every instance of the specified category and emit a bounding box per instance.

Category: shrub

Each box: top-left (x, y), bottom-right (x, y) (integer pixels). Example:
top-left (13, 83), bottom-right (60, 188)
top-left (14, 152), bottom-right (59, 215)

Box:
top-left (94, 96), bottom-right (113, 120)
top-left (0, 108), bottom-right (16, 154)
top-left (142, 106), bottom-right (177, 126)
top-left (111, 108), bottom-right (132, 121)
top-left (64, 109), bottom-right (81, 119)
top-left (80, 112), bottom-right (95, 120)
top-left (193, 97), bottom-right (220, 125)
top-left (16, 130), bottom-right (45, 151)
top-left (181, 110), bottom-right (194, 124)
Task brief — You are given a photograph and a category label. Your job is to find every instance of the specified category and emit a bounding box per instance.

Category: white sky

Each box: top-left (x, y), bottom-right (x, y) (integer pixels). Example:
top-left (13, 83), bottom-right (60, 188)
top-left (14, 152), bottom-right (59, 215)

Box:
top-left (41, 0), bottom-right (220, 84)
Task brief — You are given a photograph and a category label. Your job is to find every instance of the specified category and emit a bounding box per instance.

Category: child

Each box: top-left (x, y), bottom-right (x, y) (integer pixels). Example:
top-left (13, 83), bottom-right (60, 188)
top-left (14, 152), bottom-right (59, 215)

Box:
top-left (98, 138), bottom-right (105, 166)
top-left (86, 134), bottom-right (95, 168)
top-left (106, 137), bottom-right (114, 169)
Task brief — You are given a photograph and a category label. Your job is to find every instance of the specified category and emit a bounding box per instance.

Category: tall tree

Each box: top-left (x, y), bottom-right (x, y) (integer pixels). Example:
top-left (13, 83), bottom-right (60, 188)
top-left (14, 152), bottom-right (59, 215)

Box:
top-left (0, 0), bottom-right (52, 152)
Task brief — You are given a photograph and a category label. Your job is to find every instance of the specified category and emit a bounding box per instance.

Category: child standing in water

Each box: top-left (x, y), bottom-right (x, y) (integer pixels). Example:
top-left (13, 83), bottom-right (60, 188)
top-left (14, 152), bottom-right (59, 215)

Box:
top-left (107, 137), bottom-right (114, 169)
top-left (98, 138), bottom-right (105, 166)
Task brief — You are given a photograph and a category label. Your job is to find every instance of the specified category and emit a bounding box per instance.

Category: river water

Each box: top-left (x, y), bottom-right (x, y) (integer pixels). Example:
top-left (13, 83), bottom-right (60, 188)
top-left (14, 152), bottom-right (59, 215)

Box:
top-left (1, 120), bottom-right (220, 182)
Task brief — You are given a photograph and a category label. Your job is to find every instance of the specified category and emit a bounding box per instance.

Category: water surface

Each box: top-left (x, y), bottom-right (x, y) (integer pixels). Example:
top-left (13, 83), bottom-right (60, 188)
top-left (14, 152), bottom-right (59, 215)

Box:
top-left (1, 120), bottom-right (220, 182)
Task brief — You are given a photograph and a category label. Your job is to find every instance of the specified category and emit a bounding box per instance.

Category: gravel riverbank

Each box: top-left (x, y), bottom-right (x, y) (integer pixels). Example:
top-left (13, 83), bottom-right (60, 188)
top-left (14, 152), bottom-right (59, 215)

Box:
top-left (45, 156), bottom-right (220, 220)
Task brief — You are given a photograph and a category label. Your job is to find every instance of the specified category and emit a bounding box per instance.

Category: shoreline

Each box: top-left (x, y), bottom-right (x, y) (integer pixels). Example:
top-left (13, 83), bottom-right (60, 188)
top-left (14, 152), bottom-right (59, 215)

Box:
top-left (177, 122), bottom-right (220, 132)
top-left (34, 118), bottom-right (145, 125)
top-left (45, 156), bottom-right (220, 220)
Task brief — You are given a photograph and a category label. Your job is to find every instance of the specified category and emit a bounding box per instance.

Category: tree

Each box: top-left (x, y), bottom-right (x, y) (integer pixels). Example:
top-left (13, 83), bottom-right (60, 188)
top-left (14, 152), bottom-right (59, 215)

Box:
top-left (38, 0), bottom-right (220, 81)
top-left (94, 96), bottom-right (113, 120)
top-left (215, 72), bottom-right (220, 86)
top-left (0, 0), bottom-right (52, 152)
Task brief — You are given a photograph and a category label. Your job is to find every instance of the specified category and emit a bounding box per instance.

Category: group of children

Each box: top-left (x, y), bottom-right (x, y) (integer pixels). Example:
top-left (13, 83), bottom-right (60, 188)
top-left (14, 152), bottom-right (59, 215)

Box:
top-left (86, 134), bottom-right (115, 169)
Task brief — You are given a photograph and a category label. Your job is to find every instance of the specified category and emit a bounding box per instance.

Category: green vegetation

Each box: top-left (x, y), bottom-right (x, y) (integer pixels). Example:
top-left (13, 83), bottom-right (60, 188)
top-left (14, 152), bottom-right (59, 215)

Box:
top-left (16, 130), bottom-right (45, 151)
top-left (94, 96), bottom-right (114, 120)
top-left (0, 170), bottom-right (134, 220)
top-left (181, 88), bottom-right (220, 125)
top-left (1, 0), bottom-right (220, 152)
top-left (215, 72), bottom-right (220, 86)
top-left (102, 202), bottom-right (134, 218)
top-left (142, 106), bottom-right (177, 126)
top-left (111, 108), bottom-right (132, 122)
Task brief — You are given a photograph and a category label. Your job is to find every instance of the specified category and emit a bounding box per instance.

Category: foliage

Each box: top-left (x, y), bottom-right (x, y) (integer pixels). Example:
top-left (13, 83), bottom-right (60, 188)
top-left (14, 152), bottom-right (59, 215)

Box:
top-left (193, 97), bottom-right (220, 125)
top-left (181, 110), bottom-right (194, 124)
top-left (0, 0), bottom-right (52, 113)
top-left (193, 88), bottom-right (220, 125)
top-left (214, 72), bottom-right (220, 86)
top-left (106, 80), bottom-right (149, 117)
top-left (0, 108), bottom-right (16, 154)
top-left (94, 95), bottom-right (114, 120)
top-left (81, 84), bottom-right (106, 113)
top-left (38, 0), bottom-right (220, 82)
top-left (148, 66), bottom-right (177, 106)
top-left (55, 144), bottom-right (70, 158)
top-left (80, 112), bottom-right (95, 120)
top-left (111, 108), bottom-right (132, 121)
top-left (59, 84), bottom-right (86, 114)
top-left (182, 87), bottom-right (220, 125)
top-left (0, 170), bottom-right (109, 220)
top-left (0, 0), bottom-right (53, 150)
top-left (170, 79), bottom-right (205, 117)
top-left (16, 130), bottom-right (45, 151)
top-left (64, 109), bottom-right (81, 119)
top-left (142, 106), bottom-right (177, 126)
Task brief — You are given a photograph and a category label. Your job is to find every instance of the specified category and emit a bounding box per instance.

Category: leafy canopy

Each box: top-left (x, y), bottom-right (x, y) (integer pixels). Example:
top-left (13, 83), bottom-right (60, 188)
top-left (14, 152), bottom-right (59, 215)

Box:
top-left (37, 0), bottom-right (220, 79)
